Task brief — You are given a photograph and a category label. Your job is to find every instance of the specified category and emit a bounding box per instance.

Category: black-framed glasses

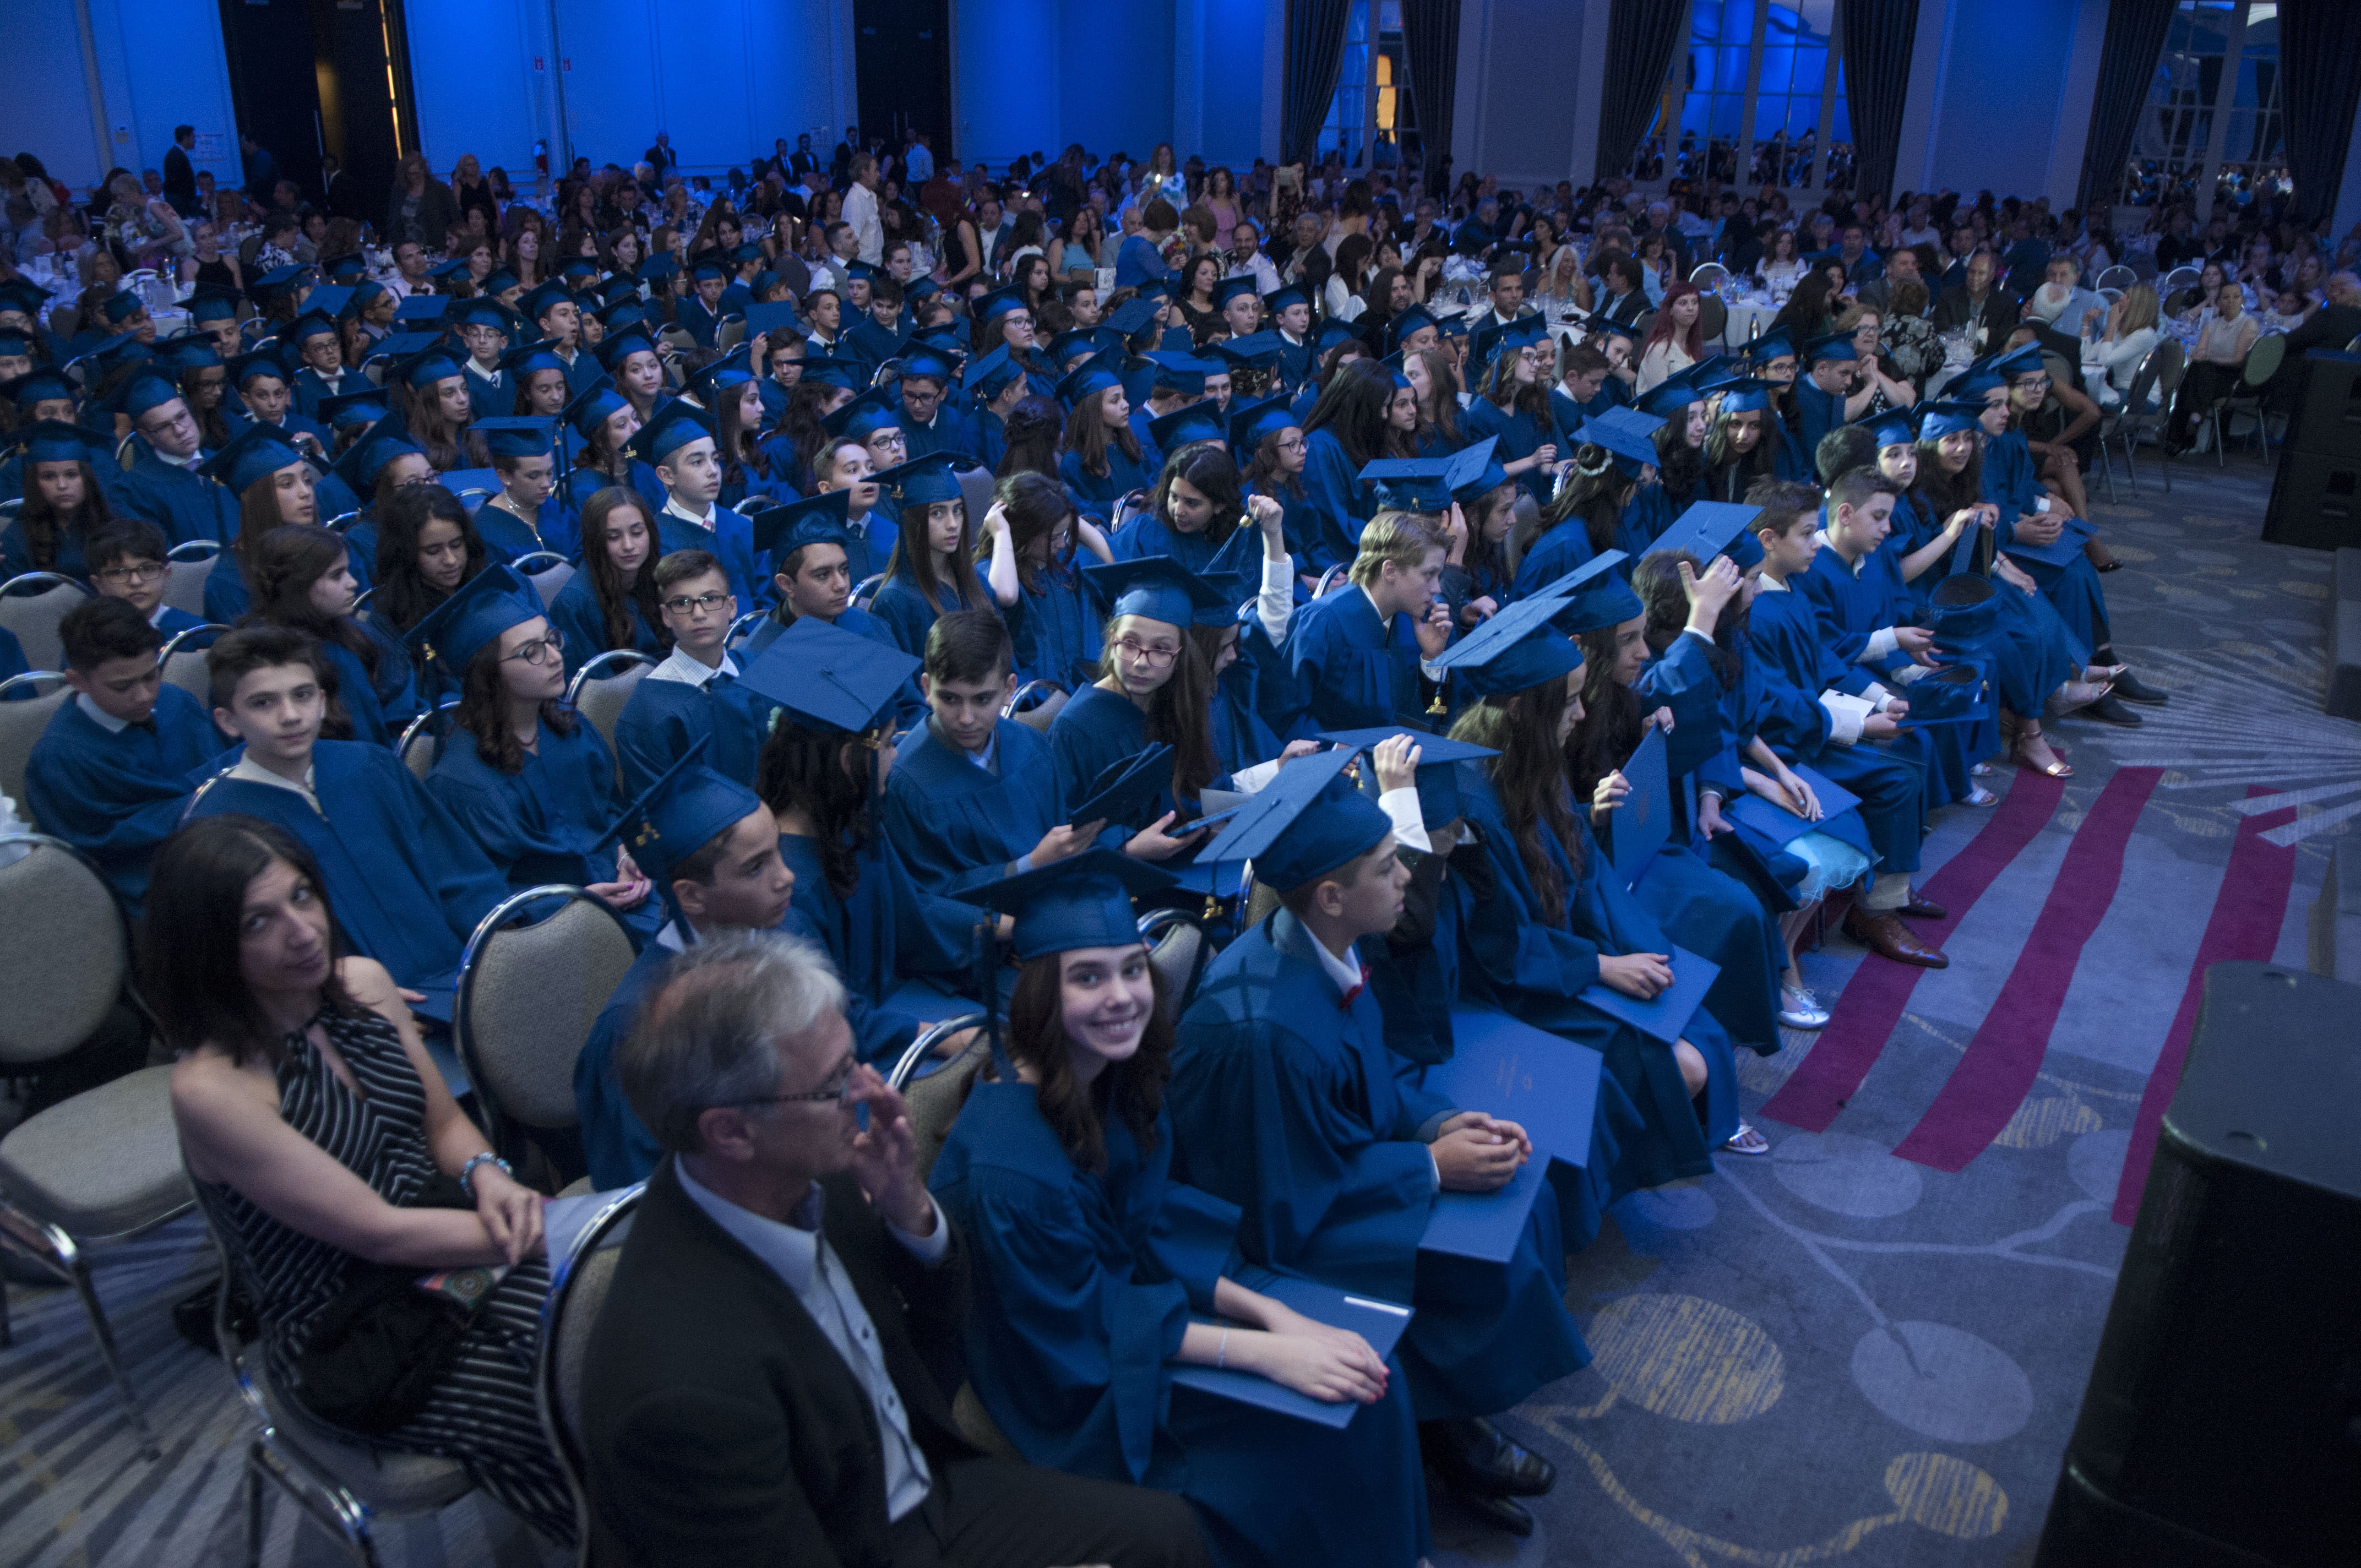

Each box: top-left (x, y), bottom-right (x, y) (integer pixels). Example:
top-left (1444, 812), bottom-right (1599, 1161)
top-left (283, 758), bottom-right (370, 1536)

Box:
top-left (502, 627), bottom-right (566, 666)
top-left (716, 1056), bottom-right (859, 1110)
top-left (663, 591), bottom-right (732, 616)
top-left (96, 562), bottom-right (167, 586)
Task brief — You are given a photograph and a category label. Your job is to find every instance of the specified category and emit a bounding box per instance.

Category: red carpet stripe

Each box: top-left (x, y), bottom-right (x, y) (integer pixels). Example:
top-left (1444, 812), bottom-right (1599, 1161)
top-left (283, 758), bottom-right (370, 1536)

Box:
top-left (1891, 767), bottom-right (2163, 1172)
top-left (1760, 770), bottom-right (2069, 1132)
top-left (2112, 790), bottom-right (2298, 1224)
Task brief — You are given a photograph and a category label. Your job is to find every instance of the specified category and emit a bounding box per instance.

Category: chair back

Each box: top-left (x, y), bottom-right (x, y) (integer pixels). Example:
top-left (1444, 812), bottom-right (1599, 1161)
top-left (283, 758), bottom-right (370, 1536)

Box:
top-left (716, 315), bottom-right (748, 351)
top-left (0, 835), bottom-right (131, 1069)
top-left (659, 326), bottom-right (696, 352)
top-left (566, 651), bottom-right (659, 757)
top-left (897, 1030), bottom-right (992, 1185)
top-left (851, 572), bottom-right (886, 609)
top-left (457, 888), bottom-right (639, 1161)
top-left (158, 624), bottom-right (230, 705)
top-left (1140, 910), bottom-right (1208, 1025)
top-left (0, 573), bottom-right (94, 671)
top-left (398, 701), bottom-right (458, 781)
top-left (1698, 293), bottom-right (1727, 346)
top-left (2242, 333), bottom-right (2285, 387)
top-left (0, 677), bottom-right (69, 821)
top-left (1244, 874), bottom-right (1281, 927)
top-left (538, 1185), bottom-right (641, 1535)
top-left (1688, 262), bottom-right (1729, 288)
top-left (162, 541), bottom-right (221, 617)
top-left (957, 465), bottom-right (997, 530)
top-left (2123, 342), bottom-right (2168, 417)
top-left (1004, 678), bottom-right (1069, 732)
top-left (525, 559), bottom-right (575, 609)
top-left (2161, 266), bottom-right (2200, 295)
top-left (2095, 265), bottom-right (2136, 293)
top-left (2150, 336), bottom-right (2188, 399)
top-left (1503, 491), bottom-right (1541, 578)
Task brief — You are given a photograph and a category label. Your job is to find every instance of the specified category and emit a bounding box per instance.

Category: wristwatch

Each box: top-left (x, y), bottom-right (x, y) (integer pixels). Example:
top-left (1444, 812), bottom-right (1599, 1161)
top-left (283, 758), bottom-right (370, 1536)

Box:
top-left (459, 1151), bottom-right (514, 1197)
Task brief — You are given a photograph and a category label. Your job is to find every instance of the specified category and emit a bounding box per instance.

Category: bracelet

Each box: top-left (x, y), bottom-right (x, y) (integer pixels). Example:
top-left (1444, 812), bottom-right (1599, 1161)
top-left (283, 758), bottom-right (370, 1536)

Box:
top-left (1217, 1329), bottom-right (1230, 1370)
top-left (459, 1151), bottom-right (514, 1197)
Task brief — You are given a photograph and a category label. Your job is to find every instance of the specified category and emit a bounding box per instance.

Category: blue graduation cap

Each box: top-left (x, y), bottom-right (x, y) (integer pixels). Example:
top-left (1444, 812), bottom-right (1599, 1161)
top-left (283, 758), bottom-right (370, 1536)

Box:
top-left (15, 419), bottom-right (110, 469)
top-left (1226, 394), bottom-right (1297, 458)
top-left (974, 286), bottom-right (1029, 325)
top-left (1208, 331), bottom-right (1284, 374)
top-left (499, 339), bottom-right (573, 380)
top-left (99, 291), bottom-right (148, 326)
top-left (1313, 319), bottom-right (1363, 360)
top-left (361, 331), bottom-right (447, 368)
top-left (1147, 401), bottom-right (1223, 452)
top-left (1316, 726), bottom-right (1499, 831)
top-left (1647, 500), bottom-right (1763, 566)
top-left (1200, 748), bottom-right (1394, 892)
top-left (563, 376), bottom-right (633, 441)
top-left (473, 416), bottom-right (558, 461)
top-left (606, 742), bottom-right (766, 897)
top-left (392, 342), bottom-right (466, 389)
top-left (1445, 436), bottom-right (1506, 503)
top-left (1261, 284), bottom-right (1311, 318)
top-left (1927, 572), bottom-right (2003, 651)
top-left (1470, 314), bottom-right (1543, 374)
top-left (247, 265), bottom-right (313, 306)
top-left (321, 253), bottom-right (367, 285)
top-left (1430, 554), bottom-right (1623, 695)
top-left (594, 323), bottom-right (661, 374)
top-left (1214, 276), bottom-right (1261, 311)
top-left (404, 562), bottom-right (545, 673)
top-left (1103, 297), bottom-right (1161, 340)
top-left (186, 288), bottom-right (238, 325)
top-left (84, 333), bottom-right (153, 376)
top-left (318, 388), bottom-right (391, 432)
top-left (905, 275), bottom-right (942, 307)
top-left (962, 345), bottom-right (1024, 399)
top-left (743, 301), bottom-right (806, 342)
top-left (0, 281), bottom-right (51, 319)
top-left (1916, 400), bottom-right (1985, 440)
top-left (286, 309), bottom-right (340, 350)
top-left (822, 385), bottom-right (904, 442)
top-left (898, 345), bottom-right (959, 386)
top-left (1118, 356), bottom-right (1159, 412)
top-left (871, 451), bottom-right (966, 507)
top-left (1358, 456), bottom-right (1452, 514)
top-left (393, 295), bottom-right (449, 325)
top-left (955, 849), bottom-right (1175, 962)
top-left (0, 330), bottom-right (30, 361)
top-left (521, 281), bottom-right (575, 325)
top-left (1744, 324), bottom-right (1798, 365)
top-left (331, 423), bottom-right (426, 493)
top-left (1636, 371), bottom-right (1708, 418)
top-left (200, 424), bottom-right (308, 495)
top-left (686, 352), bottom-right (758, 406)
top-left (1056, 350), bottom-right (1126, 408)
top-left (1577, 406), bottom-right (1666, 476)
top-left (112, 372), bottom-right (182, 421)
top-left (228, 348), bottom-right (292, 388)
top-left (561, 258), bottom-right (603, 287)
top-left (749, 488), bottom-right (852, 559)
top-left (153, 334), bottom-right (224, 372)
top-left (347, 280), bottom-right (392, 314)
top-left (1145, 352), bottom-right (1212, 396)
top-left (1898, 662), bottom-right (1989, 727)
top-left (1949, 366), bottom-right (2009, 401)
top-left (2, 368), bottom-right (78, 412)
top-left (1865, 409), bottom-right (1917, 451)
top-left (624, 398), bottom-right (715, 467)
top-left (1384, 304), bottom-right (1439, 352)
top-left (1802, 330), bottom-right (1857, 366)
top-left (1082, 555), bottom-right (1235, 629)
top-left (1981, 341), bottom-right (2046, 380)
top-left (738, 616), bottom-right (920, 734)
top-left (1560, 568), bottom-right (1644, 635)
top-left (1045, 330), bottom-right (1101, 372)
top-left (638, 254), bottom-right (682, 286)
top-left (1706, 376), bottom-right (1776, 413)
top-left (800, 357), bottom-right (863, 394)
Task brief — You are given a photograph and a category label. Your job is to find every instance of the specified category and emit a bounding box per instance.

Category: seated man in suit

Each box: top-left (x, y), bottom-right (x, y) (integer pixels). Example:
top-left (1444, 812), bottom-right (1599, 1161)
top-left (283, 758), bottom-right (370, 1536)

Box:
top-left (581, 928), bottom-right (1209, 1568)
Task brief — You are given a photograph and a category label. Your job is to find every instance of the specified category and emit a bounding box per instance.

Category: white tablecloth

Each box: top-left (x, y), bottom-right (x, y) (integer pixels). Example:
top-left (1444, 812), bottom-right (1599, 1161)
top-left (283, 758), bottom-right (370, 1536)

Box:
top-left (1716, 297), bottom-right (1781, 349)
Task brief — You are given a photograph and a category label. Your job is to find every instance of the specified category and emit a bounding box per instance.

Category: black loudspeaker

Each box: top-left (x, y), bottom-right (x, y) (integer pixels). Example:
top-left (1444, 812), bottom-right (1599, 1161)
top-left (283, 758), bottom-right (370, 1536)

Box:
top-left (2286, 350), bottom-right (2361, 459)
top-left (2036, 963), bottom-right (2361, 1568)
top-left (2262, 444), bottom-right (2361, 551)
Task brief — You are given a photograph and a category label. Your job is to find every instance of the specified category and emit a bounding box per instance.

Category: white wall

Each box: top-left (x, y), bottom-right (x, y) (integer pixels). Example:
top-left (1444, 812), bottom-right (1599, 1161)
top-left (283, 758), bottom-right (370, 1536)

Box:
top-left (1, 0), bottom-right (242, 196)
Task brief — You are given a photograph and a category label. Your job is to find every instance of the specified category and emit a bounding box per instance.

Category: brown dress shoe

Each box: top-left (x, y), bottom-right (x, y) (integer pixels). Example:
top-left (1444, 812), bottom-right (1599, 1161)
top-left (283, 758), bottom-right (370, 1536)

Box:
top-left (1900, 892), bottom-right (1947, 921)
top-left (1843, 908), bottom-right (1950, 968)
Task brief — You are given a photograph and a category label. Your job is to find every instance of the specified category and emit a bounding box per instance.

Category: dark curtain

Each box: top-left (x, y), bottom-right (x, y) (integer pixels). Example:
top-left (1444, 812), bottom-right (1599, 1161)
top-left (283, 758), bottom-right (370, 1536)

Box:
top-left (1400, 0), bottom-right (1461, 192)
top-left (2280, 0), bottom-right (2361, 222)
top-left (1282, 0), bottom-right (1356, 167)
top-left (1838, 0), bottom-right (1918, 202)
top-left (1592, 0), bottom-right (1690, 183)
top-left (2072, 0), bottom-right (2180, 214)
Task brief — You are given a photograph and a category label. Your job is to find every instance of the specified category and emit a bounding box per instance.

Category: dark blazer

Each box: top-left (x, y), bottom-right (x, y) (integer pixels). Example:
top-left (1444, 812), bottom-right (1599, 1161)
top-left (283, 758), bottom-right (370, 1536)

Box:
top-left (581, 1157), bottom-right (978, 1568)
top-left (1932, 285), bottom-right (2020, 344)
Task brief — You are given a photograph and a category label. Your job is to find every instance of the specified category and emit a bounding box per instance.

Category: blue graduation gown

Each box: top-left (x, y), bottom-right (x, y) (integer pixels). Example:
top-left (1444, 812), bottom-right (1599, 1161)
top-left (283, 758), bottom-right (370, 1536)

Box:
top-left (1114, 234), bottom-right (1165, 289)
top-left (1049, 683), bottom-right (1180, 826)
top-left (1793, 378), bottom-right (1846, 457)
top-left (573, 909), bottom-right (910, 1188)
top-left (185, 740), bottom-right (508, 991)
top-left (1462, 399), bottom-right (1560, 501)
top-left (110, 448), bottom-right (238, 549)
top-left (654, 505), bottom-right (762, 611)
top-left (1003, 564), bottom-right (1098, 690)
top-left (1508, 516), bottom-right (1596, 603)
top-left (1295, 430), bottom-right (1365, 574)
top-left (899, 405), bottom-right (978, 463)
top-left (1984, 432), bottom-right (2110, 653)
top-left (422, 716), bottom-right (662, 942)
top-left (869, 565), bottom-right (997, 659)
top-left (931, 1084), bottom-right (1430, 1568)
top-left (1286, 583), bottom-right (1427, 733)
top-left (880, 718), bottom-right (1060, 896)
top-left (24, 684), bottom-right (222, 913)
top-left (561, 460), bottom-right (668, 520)
top-left (473, 497), bottom-right (581, 565)
top-left (1059, 446), bottom-right (1156, 516)
top-left (548, 569), bottom-right (666, 679)
top-left (323, 617), bottom-right (421, 748)
top-left (1109, 513), bottom-right (1226, 574)
top-left (1744, 583), bottom-right (1925, 874)
top-left (775, 829), bottom-right (977, 1005)
top-left (1894, 494), bottom-right (2083, 710)
top-left (1168, 907), bottom-right (1592, 1420)
top-left (613, 667), bottom-right (770, 796)
top-left (0, 521), bottom-right (90, 583)
top-left (1453, 769), bottom-right (1741, 1193)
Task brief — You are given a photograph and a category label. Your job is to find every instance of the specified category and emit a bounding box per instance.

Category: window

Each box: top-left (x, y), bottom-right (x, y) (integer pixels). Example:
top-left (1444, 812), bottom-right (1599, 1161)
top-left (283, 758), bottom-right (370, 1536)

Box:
top-left (1630, 0), bottom-right (1852, 192)
top-left (1319, 1), bottom-right (1421, 173)
top-left (2121, 2), bottom-right (2286, 213)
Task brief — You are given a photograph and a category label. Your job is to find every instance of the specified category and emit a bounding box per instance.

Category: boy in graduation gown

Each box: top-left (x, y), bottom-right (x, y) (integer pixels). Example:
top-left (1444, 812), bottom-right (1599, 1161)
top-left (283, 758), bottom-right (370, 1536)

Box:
top-left (1166, 750), bottom-right (1585, 1538)
top-left (85, 520), bottom-right (211, 642)
top-left (1744, 486), bottom-right (1949, 969)
top-left (1792, 332), bottom-right (1881, 456)
top-left (629, 398), bottom-right (763, 608)
top-left (612, 547), bottom-right (771, 795)
top-left (572, 746), bottom-right (914, 1189)
top-left (883, 608), bottom-right (1103, 897)
top-left (741, 492), bottom-right (906, 661)
top-left (108, 372), bottom-right (240, 549)
top-left (225, 350), bottom-right (328, 451)
top-left (185, 624), bottom-right (510, 1009)
top-left (26, 596), bottom-right (224, 913)
top-left (451, 298), bottom-right (514, 404)
top-left (962, 346), bottom-right (1027, 474)
top-left (1286, 502), bottom-right (1454, 733)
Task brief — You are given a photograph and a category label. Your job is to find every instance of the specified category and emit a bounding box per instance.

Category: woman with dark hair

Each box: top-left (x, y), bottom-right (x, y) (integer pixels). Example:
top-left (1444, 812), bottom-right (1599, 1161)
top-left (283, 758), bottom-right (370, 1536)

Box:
top-left (1, 422), bottom-right (116, 581)
top-left (1403, 345), bottom-right (1464, 458)
top-left (1057, 362), bottom-right (1153, 511)
top-left (1643, 382), bottom-right (1710, 513)
top-left (156, 814), bottom-right (575, 1547)
top-left (1445, 590), bottom-right (1745, 1196)
top-left (201, 427), bottom-right (322, 623)
top-left (1448, 455), bottom-right (1520, 622)
top-left (1177, 254), bottom-right (1225, 344)
top-left (1112, 440), bottom-right (1243, 572)
top-left (1464, 336), bottom-right (1565, 501)
top-left (774, 369), bottom-right (859, 491)
top-left (1699, 385), bottom-right (1778, 503)
top-left (1768, 269), bottom-right (1840, 349)
top-left (244, 524), bottom-right (420, 745)
top-left (1296, 358), bottom-right (1397, 573)
top-left (548, 487), bottom-right (668, 678)
top-left (929, 853), bottom-right (1426, 1568)
top-left (995, 393), bottom-right (1068, 482)
top-left (371, 482), bottom-right (487, 637)
top-left (869, 458), bottom-right (1002, 657)
top-left (984, 471), bottom-right (1111, 690)
top-left (396, 352), bottom-right (485, 476)
top-left (701, 362), bottom-right (790, 508)
top-left (421, 567), bottom-right (654, 930)
top-left (505, 345), bottom-right (572, 421)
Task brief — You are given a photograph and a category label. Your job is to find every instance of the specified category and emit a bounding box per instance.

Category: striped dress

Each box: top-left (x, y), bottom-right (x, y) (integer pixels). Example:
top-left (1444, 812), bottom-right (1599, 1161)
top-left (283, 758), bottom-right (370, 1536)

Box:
top-left (193, 1006), bottom-right (576, 1544)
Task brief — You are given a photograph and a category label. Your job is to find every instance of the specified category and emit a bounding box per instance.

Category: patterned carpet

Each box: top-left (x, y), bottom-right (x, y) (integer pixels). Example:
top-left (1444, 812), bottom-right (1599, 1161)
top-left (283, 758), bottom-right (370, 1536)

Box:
top-left (2, 448), bottom-right (2347, 1568)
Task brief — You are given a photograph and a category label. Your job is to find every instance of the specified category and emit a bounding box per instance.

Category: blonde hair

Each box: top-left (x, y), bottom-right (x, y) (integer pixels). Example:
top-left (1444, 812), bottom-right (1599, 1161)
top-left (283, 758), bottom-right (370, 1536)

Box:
top-left (2117, 283), bottom-right (2160, 336)
top-left (1348, 510), bottom-right (1440, 589)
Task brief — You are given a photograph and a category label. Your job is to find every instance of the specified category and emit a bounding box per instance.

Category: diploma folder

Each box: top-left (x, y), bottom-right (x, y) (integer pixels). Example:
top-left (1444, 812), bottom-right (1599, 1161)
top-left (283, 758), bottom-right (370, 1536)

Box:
top-left (1577, 943), bottom-right (1721, 1044)
top-left (1172, 1275), bottom-right (1413, 1428)
top-left (1609, 726), bottom-right (1671, 889)
top-left (1427, 1008), bottom-right (1603, 1170)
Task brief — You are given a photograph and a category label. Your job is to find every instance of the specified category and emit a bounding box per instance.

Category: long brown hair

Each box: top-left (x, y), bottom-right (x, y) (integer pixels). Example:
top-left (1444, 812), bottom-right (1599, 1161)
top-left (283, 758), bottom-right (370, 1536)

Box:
top-left (1527, 451), bottom-right (1633, 562)
top-left (1452, 672), bottom-right (1580, 923)
top-left (988, 950), bottom-right (1172, 1173)
top-left (580, 487), bottom-right (669, 653)
top-left (1914, 432), bottom-right (1984, 521)
top-left (453, 635), bottom-right (578, 775)
top-left (402, 375), bottom-right (485, 473)
top-left (883, 493), bottom-right (982, 612)
top-left (1150, 441), bottom-right (1243, 551)
top-left (372, 483), bottom-right (487, 635)
top-left (1060, 390), bottom-right (1141, 480)
top-left (15, 459), bottom-right (114, 572)
top-left (996, 470), bottom-right (1076, 595)
top-left (245, 526), bottom-right (383, 745)
top-left (753, 717), bottom-right (882, 900)
top-left (1104, 612), bottom-right (1220, 799)
top-left (1410, 346), bottom-right (1463, 449)
top-left (1566, 624), bottom-right (1645, 804)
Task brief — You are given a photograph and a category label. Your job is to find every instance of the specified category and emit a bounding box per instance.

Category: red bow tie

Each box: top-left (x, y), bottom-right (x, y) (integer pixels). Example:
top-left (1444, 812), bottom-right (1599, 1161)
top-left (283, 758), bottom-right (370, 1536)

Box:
top-left (1338, 965), bottom-right (1372, 1011)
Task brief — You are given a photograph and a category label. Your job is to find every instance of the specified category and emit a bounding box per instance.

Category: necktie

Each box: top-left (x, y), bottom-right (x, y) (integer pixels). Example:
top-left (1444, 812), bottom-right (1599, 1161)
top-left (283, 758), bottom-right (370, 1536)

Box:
top-left (1337, 965), bottom-right (1371, 1011)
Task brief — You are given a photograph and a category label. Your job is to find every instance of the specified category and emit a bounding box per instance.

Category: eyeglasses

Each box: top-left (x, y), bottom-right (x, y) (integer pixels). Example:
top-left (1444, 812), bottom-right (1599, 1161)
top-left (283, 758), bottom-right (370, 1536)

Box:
top-left (502, 627), bottom-right (566, 666)
top-left (1274, 434), bottom-right (1307, 454)
top-left (96, 562), bottom-right (167, 586)
top-left (662, 591), bottom-right (732, 616)
top-left (717, 1056), bottom-right (860, 1110)
top-left (1112, 637), bottom-right (1181, 666)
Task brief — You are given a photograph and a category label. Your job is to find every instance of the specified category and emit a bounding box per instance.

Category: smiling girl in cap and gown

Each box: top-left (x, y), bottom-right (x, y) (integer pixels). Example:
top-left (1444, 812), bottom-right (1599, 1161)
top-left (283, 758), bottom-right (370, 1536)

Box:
top-left (931, 850), bottom-right (1431, 1568)
top-left (867, 451), bottom-right (1002, 658)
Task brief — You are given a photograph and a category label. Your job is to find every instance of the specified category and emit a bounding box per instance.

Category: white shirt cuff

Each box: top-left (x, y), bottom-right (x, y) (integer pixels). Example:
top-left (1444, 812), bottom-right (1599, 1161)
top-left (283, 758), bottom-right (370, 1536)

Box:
top-left (1861, 681), bottom-right (1894, 709)
top-left (1863, 627), bottom-right (1900, 662)
top-left (885, 1195), bottom-right (953, 1265)
top-left (1892, 663), bottom-right (1930, 686)
top-left (1680, 626), bottom-right (1715, 646)
top-left (1819, 691), bottom-right (1871, 744)
top-left (1230, 758), bottom-right (1283, 794)
top-left (1377, 786), bottom-right (1432, 853)
top-left (1418, 657), bottom-right (1445, 683)
top-left (1256, 554), bottom-right (1294, 644)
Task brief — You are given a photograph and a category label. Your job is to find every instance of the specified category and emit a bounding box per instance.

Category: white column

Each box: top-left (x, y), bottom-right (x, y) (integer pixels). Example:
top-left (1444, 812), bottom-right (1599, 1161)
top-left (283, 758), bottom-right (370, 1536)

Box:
top-left (2044, 0), bottom-right (2110, 208)
top-left (1892, 0), bottom-right (1953, 198)
top-left (1568, 0), bottom-right (1613, 183)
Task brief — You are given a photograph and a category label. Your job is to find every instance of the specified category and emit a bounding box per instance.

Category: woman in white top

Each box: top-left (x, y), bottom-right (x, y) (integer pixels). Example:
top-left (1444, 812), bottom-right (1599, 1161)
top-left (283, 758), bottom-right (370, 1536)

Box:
top-left (1756, 226), bottom-right (1807, 293)
top-left (2091, 285), bottom-right (2163, 409)
top-left (1324, 233), bottom-right (1374, 322)
top-left (2166, 280), bottom-right (2262, 454)
top-left (1634, 281), bottom-right (1705, 393)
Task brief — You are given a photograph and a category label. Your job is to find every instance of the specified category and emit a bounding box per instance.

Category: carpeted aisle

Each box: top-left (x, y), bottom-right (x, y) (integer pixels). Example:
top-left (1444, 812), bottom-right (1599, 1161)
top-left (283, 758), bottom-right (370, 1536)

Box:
top-left (1, 454), bottom-right (2347, 1568)
top-left (1430, 454), bottom-right (2347, 1566)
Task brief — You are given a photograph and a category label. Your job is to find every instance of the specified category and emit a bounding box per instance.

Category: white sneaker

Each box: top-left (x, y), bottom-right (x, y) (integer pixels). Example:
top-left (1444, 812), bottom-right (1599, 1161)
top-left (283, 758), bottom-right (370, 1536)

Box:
top-left (1778, 986), bottom-right (1830, 1030)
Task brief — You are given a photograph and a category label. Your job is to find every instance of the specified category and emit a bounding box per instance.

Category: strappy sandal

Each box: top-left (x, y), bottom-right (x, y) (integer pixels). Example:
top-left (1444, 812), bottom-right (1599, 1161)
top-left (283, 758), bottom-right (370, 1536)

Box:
top-left (2014, 733), bottom-right (2072, 778)
top-left (1723, 1123), bottom-right (1771, 1156)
